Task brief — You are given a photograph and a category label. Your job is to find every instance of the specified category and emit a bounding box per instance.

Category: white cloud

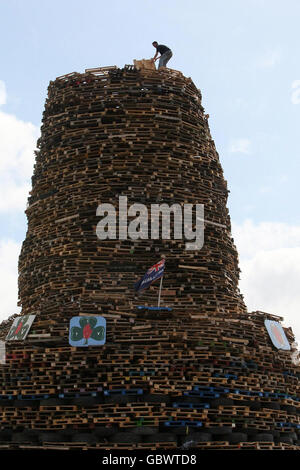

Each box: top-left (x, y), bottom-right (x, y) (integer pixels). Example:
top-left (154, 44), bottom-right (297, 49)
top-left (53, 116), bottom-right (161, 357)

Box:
top-left (229, 138), bottom-right (251, 155)
top-left (0, 239), bottom-right (21, 322)
top-left (291, 80), bottom-right (300, 105)
top-left (0, 80), bottom-right (39, 322)
top-left (232, 219), bottom-right (300, 258)
top-left (0, 80), bottom-right (39, 212)
top-left (232, 219), bottom-right (300, 342)
top-left (0, 81), bottom-right (6, 106)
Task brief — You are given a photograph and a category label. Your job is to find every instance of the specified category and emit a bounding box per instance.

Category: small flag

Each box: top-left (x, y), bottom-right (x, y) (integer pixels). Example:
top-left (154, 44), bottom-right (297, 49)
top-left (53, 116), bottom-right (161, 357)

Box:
top-left (134, 259), bottom-right (165, 292)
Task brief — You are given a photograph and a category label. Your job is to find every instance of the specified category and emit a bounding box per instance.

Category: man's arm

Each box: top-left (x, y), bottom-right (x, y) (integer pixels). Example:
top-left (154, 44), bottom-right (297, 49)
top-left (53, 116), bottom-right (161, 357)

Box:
top-left (152, 50), bottom-right (160, 62)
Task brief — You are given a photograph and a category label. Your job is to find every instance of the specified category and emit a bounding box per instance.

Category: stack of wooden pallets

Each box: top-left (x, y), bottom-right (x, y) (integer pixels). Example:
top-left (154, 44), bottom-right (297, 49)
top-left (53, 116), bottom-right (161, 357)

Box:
top-left (0, 65), bottom-right (299, 450)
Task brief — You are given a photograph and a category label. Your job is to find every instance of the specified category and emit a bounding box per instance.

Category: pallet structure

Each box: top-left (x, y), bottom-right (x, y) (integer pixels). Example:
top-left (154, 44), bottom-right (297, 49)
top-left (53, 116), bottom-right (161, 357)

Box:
top-left (0, 65), bottom-right (299, 450)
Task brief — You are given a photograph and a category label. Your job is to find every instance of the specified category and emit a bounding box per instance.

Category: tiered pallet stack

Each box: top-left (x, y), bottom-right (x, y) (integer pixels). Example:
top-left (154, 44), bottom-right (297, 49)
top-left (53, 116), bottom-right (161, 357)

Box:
top-left (0, 66), bottom-right (299, 450)
top-left (19, 64), bottom-right (246, 318)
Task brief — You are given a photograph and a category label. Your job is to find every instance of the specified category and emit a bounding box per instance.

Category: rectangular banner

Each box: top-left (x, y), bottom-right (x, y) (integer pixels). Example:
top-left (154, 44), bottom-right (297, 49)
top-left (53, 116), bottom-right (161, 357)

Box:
top-left (6, 315), bottom-right (36, 341)
top-left (69, 316), bottom-right (106, 347)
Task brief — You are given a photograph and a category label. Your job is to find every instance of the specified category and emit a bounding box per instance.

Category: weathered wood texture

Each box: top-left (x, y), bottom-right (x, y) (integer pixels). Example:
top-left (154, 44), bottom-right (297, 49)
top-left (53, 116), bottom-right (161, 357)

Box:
top-left (19, 65), bottom-right (246, 317)
top-left (0, 66), bottom-right (299, 450)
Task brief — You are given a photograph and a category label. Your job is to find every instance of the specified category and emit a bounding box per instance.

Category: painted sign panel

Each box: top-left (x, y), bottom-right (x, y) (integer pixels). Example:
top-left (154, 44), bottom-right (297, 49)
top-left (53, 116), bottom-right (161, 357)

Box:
top-left (264, 320), bottom-right (291, 350)
top-left (0, 341), bottom-right (5, 364)
top-left (69, 316), bottom-right (106, 347)
top-left (6, 315), bottom-right (36, 341)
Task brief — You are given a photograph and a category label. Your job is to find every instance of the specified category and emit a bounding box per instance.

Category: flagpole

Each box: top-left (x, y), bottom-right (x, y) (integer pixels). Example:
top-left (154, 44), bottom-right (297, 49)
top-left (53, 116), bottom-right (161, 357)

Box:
top-left (158, 276), bottom-right (163, 307)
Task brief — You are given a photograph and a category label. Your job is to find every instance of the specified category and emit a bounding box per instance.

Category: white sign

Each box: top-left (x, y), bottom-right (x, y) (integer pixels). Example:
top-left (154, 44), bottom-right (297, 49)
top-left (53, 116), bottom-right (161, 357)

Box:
top-left (0, 341), bottom-right (5, 365)
top-left (6, 315), bottom-right (36, 341)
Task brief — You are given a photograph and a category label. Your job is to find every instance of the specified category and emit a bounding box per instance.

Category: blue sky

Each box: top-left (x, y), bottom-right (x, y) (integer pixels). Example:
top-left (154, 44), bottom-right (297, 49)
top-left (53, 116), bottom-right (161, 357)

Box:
top-left (0, 0), bottom-right (300, 340)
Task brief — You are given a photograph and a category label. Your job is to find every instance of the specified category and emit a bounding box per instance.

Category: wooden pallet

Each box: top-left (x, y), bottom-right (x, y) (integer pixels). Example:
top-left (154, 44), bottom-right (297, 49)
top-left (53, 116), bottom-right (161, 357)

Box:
top-left (133, 59), bottom-right (156, 71)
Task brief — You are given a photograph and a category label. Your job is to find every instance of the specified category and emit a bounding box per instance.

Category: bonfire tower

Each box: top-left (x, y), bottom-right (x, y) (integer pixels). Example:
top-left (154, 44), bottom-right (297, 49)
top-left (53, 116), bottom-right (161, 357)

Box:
top-left (0, 65), bottom-right (299, 450)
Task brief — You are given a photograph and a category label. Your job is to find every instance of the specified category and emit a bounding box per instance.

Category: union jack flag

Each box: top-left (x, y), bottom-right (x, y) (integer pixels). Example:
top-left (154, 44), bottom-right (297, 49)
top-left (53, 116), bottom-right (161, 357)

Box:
top-left (134, 259), bottom-right (165, 292)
